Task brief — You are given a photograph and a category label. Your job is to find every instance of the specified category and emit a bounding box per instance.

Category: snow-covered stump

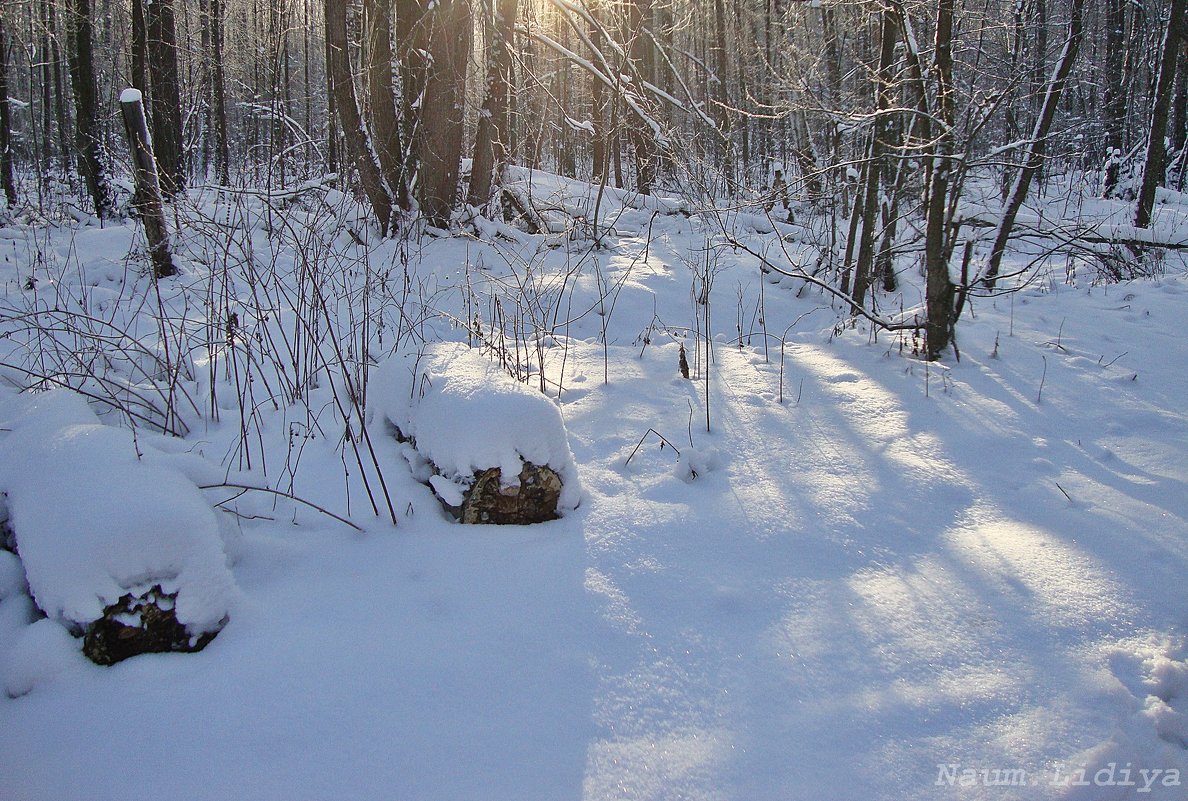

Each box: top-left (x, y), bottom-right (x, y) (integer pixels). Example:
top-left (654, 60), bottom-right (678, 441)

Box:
top-left (119, 88), bottom-right (177, 280)
top-left (371, 343), bottom-right (581, 524)
top-left (0, 391), bottom-right (235, 666)
top-left (83, 585), bottom-right (217, 667)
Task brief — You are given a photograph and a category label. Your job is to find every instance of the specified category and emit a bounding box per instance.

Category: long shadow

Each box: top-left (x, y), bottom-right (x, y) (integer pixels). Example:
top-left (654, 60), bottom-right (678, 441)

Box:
top-left (567, 334), bottom-right (1187, 800)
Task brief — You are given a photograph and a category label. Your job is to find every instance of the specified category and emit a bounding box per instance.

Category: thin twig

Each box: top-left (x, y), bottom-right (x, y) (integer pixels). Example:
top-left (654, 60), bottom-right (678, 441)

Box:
top-left (1037, 354), bottom-right (1048, 404)
top-left (199, 482), bottom-right (364, 532)
top-left (624, 429), bottom-right (683, 467)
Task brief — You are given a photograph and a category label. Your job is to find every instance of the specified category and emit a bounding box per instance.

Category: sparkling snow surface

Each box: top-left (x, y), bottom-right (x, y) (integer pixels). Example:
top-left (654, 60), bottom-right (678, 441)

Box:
top-left (371, 341), bottom-right (582, 512)
top-left (0, 179), bottom-right (1186, 800)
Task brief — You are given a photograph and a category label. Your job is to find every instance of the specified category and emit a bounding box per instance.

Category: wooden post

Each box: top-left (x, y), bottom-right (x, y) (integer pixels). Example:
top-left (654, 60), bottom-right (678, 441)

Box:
top-left (119, 88), bottom-right (177, 279)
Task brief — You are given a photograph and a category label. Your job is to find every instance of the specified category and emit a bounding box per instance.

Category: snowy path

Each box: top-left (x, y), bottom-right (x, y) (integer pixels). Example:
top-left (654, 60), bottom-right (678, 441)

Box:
top-left (561, 309), bottom-right (1188, 800)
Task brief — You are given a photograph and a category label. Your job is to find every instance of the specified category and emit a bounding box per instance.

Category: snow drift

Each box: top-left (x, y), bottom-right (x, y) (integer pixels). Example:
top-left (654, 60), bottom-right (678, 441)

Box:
top-left (0, 390), bottom-right (236, 642)
top-left (370, 342), bottom-right (582, 518)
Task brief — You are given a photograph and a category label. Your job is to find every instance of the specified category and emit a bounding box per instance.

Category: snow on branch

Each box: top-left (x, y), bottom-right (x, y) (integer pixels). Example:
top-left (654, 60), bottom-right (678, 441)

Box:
top-left (521, 27), bottom-right (668, 146)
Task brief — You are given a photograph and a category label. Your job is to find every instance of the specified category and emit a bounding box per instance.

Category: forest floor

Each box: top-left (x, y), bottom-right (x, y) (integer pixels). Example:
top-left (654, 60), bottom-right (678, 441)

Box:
top-left (1, 175), bottom-right (1187, 800)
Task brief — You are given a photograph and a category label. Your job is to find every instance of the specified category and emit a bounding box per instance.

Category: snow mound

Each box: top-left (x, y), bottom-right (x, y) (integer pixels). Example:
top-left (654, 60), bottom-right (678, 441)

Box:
top-left (0, 390), bottom-right (235, 635)
top-left (3, 618), bottom-right (85, 698)
top-left (502, 165), bottom-right (687, 231)
top-left (370, 342), bottom-right (581, 513)
top-left (0, 550), bottom-right (26, 601)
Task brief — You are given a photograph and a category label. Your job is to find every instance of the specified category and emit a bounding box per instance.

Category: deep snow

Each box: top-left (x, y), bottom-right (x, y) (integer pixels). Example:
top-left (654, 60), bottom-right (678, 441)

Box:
top-left (371, 340), bottom-right (582, 512)
top-left (0, 175), bottom-right (1186, 800)
top-left (0, 389), bottom-right (236, 643)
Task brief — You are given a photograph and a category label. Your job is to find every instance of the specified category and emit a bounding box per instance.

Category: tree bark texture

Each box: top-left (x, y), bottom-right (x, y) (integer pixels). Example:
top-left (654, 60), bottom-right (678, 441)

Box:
top-left (0, 17), bottom-right (17, 206)
top-left (468, 0), bottom-right (518, 209)
top-left (416, 0), bottom-right (471, 227)
top-left (145, 0), bottom-right (186, 197)
top-left (325, 0), bottom-right (393, 232)
top-left (394, 0), bottom-right (427, 189)
top-left (210, 0), bottom-right (230, 184)
top-left (1099, 0), bottom-right (1126, 196)
top-left (1134, 0), bottom-right (1186, 228)
top-left (65, 0), bottom-right (114, 218)
top-left (924, 0), bottom-right (958, 359)
top-left (365, 0), bottom-right (409, 209)
top-left (130, 0), bottom-right (147, 93)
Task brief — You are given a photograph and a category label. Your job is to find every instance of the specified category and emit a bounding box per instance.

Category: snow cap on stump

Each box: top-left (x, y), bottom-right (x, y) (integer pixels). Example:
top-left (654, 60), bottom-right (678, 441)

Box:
top-left (371, 342), bottom-right (581, 522)
top-left (0, 390), bottom-right (235, 664)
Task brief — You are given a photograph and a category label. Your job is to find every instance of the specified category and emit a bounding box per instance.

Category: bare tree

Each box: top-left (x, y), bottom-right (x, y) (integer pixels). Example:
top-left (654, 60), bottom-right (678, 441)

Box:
top-left (365, 0), bottom-right (409, 209)
top-left (982, 0), bottom-right (1086, 288)
top-left (468, 0), bottom-right (519, 210)
top-left (325, 0), bottom-right (393, 231)
top-left (922, 0), bottom-right (958, 359)
top-left (0, 16), bottom-right (17, 207)
top-left (1099, 0), bottom-right (1126, 196)
top-left (145, 0), bottom-right (185, 197)
top-left (1134, 0), bottom-right (1186, 228)
top-left (416, 0), bottom-right (471, 226)
top-left (130, 0), bottom-right (147, 93)
top-left (849, 5), bottom-right (898, 309)
top-left (64, 0), bottom-right (113, 218)
top-left (208, 0), bottom-right (230, 184)
top-left (120, 89), bottom-right (177, 279)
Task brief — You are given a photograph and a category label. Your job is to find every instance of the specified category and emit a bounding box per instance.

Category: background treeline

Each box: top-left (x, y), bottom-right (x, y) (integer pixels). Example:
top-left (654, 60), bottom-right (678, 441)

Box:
top-left (0, 0), bottom-right (1184, 351)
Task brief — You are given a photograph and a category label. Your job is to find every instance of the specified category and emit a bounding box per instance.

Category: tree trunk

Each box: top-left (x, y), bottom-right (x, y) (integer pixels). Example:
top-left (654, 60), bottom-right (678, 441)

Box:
top-left (325, 0), bottom-right (393, 232)
top-left (210, 0), bottom-right (230, 184)
top-left (712, 0), bottom-right (730, 176)
top-left (47, 0), bottom-right (73, 179)
top-left (982, 0), bottom-right (1085, 286)
top-left (65, 0), bottom-right (114, 218)
top-left (791, 109), bottom-right (823, 201)
top-left (1030, 0), bottom-right (1047, 121)
top-left (416, 0), bottom-right (471, 227)
top-left (198, 0), bottom-right (212, 177)
top-left (468, 0), bottom-right (518, 209)
top-left (145, 0), bottom-right (186, 197)
top-left (924, 0), bottom-right (957, 359)
top-left (324, 0), bottom-right (338, 177)
top-left (394, 0), bottom-right (427, 189)
top-left (0, 17), bottom-right (17, 207)
top-left (590, 5), bottom-right (607, 183)
top-left (851, 7), bottom-right (897, 308)
top-left (1172, 37), bottom-right (1187, 158)
top-left (365, 0), bottom-right (409, 208)
top-left (1100, 0), bottom-right (1126, 196)
top-left (1134, 0), bottom-right (1186, 228)
top-left (130, 0), bottom-right (147, 93)
top-left (627, 0), bottom-right (655, 194)
top-left (819, 5), bottom-right (842, 181)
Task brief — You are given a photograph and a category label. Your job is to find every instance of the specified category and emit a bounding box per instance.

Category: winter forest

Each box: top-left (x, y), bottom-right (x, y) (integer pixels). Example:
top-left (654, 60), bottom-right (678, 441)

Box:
top-left (1, 0), bottom-right (1187, 795)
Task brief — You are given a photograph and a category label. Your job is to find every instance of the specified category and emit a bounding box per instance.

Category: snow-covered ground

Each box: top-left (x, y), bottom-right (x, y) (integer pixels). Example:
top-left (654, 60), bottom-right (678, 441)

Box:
top-left (1, 178), bottom-right (1186, 800)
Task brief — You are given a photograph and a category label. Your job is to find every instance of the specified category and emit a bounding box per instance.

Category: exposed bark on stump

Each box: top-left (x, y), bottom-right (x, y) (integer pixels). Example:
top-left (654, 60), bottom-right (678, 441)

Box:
top-left (83, 585), bottom-right (220, 666)
top-left (453, 462), bottom-right (563, 525)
